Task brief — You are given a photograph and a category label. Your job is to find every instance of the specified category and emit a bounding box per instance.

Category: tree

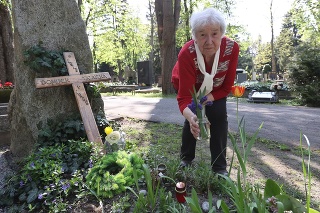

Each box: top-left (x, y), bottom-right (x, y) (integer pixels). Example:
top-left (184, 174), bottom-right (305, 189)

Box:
top-left (236, 38), bottom-right (255, 76)
top-left (81, 0), bottom-right (150, 80)
top-left (155, 0), bottom-right (181, 94)
top-left (291, 0), bottom-right (319, 42)
top-left (0, 0), bottom-right (14, 84)
top-left (275, 11), bottom-right (297, 74)
top-left (253, 42), bottom-right (272, 75)
top-left (270, 0), bottom-right (276, 74)
top-left (289, 42), bottom-right (320, 106)
top-left (175, 0), bottom-right (194, 47)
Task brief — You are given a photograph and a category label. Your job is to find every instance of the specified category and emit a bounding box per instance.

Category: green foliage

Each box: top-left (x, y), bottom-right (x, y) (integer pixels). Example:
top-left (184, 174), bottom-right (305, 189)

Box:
top-left (37, 113), bottom-right (109, 147)
top-left (219, 117), bottom-right (263, 213)
top-left (24, 42), bottom-right (68, 76)
top-left (185, 189), bottom-right (217, 213)
top-left (82, 0), bottom-right (150, 73)
top-left (37, 116), bottom-right (86, 147)
top-left (219, 115), bottom-right (318, 213)
top-left (253, 43), bottom-right (272, 73)
top-left (0, 141), bottom-right (94, 212)
top-left (275, 11), bottom-right (297, 72)
top-left (262, 64), bottom-right (271, 74)
top-left (126, 164), bottom-right (178, 212)
top-left (0, 0), bottom-right (10, 8)
top-left (0, 114), bottom-right (109, 212)
top-left (288, 42), bottom-right (320, 106)
top-left (240, 81), bottom-right (290, 92)
top-left (85, 151), bottom-right (144, 198)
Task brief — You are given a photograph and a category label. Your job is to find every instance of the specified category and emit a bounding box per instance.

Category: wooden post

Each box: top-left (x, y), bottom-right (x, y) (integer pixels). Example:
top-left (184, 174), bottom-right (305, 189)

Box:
top-left (35, 52), bottom-right (111, 154)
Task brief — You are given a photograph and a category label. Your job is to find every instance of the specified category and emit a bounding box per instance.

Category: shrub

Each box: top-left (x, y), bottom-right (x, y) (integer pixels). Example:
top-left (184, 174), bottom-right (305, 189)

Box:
top-left (288, 42), bottom-right (320, 107)
top-left (85, 151), bottom-right (144, 198)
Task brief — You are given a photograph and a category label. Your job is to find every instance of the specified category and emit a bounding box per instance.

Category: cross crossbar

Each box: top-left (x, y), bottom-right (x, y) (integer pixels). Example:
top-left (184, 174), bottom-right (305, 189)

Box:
top-left (34, 52), bottom-right (111, 154)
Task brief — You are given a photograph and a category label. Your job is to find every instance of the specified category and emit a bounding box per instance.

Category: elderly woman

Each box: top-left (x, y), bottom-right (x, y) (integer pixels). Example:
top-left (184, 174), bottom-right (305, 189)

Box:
top-left (171, 8), bottom-right (239, 176)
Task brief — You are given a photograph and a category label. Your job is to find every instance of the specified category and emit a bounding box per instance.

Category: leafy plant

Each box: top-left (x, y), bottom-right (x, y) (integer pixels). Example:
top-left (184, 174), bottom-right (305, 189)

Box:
top-left (126, 164), bottom-right (178, 212)
top-left (85, 151), bottom-right (144, 198)
top-left (219, 117), bottom-right (319, 213)
top-left (185, 188), bottom-right (217, 213)
top-left (0, 140), bottom-right (94, 212)
top-left (24, 42), bottom-right (68, 76)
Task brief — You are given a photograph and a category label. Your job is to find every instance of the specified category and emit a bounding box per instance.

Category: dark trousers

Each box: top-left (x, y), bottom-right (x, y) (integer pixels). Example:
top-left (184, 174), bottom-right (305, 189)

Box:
top-left (180, 97), bottom-right (228, 172)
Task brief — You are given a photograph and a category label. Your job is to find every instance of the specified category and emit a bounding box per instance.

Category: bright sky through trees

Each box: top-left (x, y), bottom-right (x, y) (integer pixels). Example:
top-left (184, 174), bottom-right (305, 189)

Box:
top-left (233, 0), bottom-right (294, 42)
top-left (128, 0), bottom-right (294, 43)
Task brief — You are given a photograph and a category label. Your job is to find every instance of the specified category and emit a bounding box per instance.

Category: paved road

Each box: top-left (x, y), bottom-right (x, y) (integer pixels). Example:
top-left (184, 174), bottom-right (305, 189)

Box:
top-left (103, 96), bottom-right (320, 150)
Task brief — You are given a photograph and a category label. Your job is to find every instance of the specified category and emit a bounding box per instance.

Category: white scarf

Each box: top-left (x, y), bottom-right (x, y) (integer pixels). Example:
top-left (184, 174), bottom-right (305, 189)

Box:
top-left (194, 42), bottom-right (220, 96)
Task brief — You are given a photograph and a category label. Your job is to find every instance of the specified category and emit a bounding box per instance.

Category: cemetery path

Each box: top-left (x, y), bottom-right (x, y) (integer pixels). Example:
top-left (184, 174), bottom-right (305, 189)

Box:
top-left (103, 95), bottom-right (320, 150)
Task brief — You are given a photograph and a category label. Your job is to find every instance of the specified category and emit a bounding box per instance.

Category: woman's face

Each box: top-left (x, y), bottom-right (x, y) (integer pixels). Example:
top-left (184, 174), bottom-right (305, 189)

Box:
top-left (194, 23), bottom-right (222, 59)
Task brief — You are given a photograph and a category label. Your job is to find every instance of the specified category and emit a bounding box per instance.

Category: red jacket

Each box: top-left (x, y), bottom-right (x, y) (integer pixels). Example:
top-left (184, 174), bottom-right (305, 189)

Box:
top-left (172, 37), bottom-right (239, 113)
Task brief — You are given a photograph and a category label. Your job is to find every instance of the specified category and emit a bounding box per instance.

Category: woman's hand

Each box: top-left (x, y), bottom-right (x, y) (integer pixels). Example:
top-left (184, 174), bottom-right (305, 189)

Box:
top-left (183, 106), bottom-right (201, 139)
top-left (189, 116), bottom-right (200, 139)
top-left (203, 93), bottom-right (214, 105)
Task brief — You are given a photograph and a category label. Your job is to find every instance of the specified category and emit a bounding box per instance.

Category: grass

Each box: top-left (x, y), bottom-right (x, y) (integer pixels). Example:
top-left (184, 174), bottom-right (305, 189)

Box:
top-left (118, 117), bottom-right (320, 211)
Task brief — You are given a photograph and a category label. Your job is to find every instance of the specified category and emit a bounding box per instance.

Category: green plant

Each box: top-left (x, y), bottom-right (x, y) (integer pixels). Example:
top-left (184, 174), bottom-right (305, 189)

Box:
top-left (301, 134), bottom-right (312, 212)
top-left (37, 114), bottom-right (110, 147)
top-left (37, 116), bottom-right (86, 147)
top-left (111, 194), bottom-right (131, 212)
top-left (219, 117), bottom-right (320, 213)
top-left (188, 86), bottom-right (213, 140)
top-left (185, 188), bottom-right (217, 213)
top-left (85, 151), bottom-right (144, 198)
top-left (126, 164), bottom-right (178, 212)
top-left (289, 42), bottom-right (320, 107)
top-left (0, 140), bottom-right (93, 212)
top-left (262, 64), bottom-right (271, 74)
top-left (24, 42), bottom-right (68, 76)
top-left (189, 160), bottom-right (220, 193)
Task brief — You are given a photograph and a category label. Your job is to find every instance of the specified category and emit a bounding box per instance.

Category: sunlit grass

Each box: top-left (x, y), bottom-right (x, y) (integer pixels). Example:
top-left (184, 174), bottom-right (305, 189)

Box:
top-left (119, 117), bottom-right (320, 210)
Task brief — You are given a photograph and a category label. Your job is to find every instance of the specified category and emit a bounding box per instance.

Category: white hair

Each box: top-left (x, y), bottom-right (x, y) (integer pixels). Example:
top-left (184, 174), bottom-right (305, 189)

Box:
top-left (190, 8), bottom-right (226, 40)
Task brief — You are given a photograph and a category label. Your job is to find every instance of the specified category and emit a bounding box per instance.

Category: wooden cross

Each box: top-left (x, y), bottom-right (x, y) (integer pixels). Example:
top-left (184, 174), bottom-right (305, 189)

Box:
top-left (35, 52), bottom-right (111, 153)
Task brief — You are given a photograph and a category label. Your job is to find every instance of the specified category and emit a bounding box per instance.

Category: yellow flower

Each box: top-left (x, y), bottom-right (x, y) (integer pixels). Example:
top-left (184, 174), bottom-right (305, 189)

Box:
top-left (104, 126), bottom-right (113, 135)
top-left (105, 131), bottom-right (121, 144)
top-left (231, 85), bottom-right (246, 98)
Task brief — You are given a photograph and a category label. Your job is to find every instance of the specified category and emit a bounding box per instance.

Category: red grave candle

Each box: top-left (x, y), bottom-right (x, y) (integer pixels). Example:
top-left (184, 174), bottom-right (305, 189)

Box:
top-left (175, 182), bottom-right (187, 203)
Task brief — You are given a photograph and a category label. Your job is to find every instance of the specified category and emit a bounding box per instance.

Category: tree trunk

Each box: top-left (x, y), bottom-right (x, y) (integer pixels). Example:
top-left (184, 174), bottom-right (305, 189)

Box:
top-left (155, 0), bottom-right (180, 95)
top-left (0, 1), bottom-right (14, 84)
top-left (270, 0), bottom-right (276, 73)
top-left (148, 0), bottom-right (155, 81)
